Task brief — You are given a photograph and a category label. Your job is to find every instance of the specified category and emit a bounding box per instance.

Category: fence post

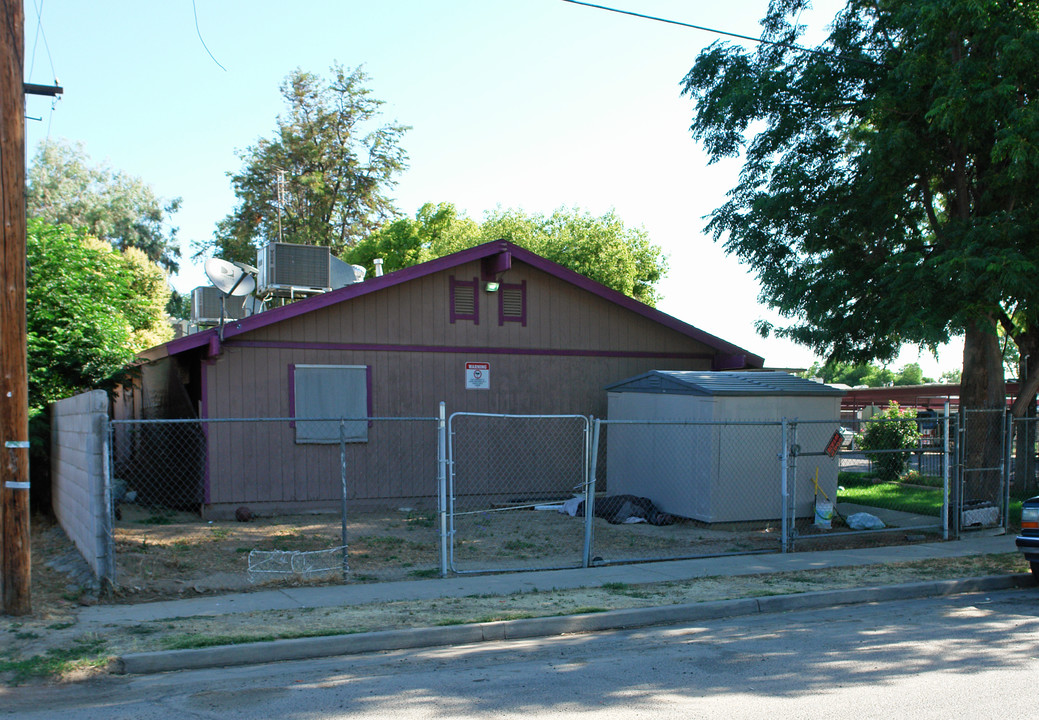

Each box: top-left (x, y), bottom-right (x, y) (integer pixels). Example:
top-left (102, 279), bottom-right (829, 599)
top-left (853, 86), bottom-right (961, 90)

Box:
top-left (790, 421), bottom-right (799, 549)
top-left (340, 420), bottom-right (348, 581)
top-left (1004, 409), bottom-right (1013, 532)
top-left (781, 418), bottom-right (789, 553)
top-left (438, 402), bottom-right (448, 578)
top-left (942, 401), bottom-right (950, 540)
top-left (101, 415), bottom-right (116, 588)
top-left (584, 418), bottom-right (600, 568)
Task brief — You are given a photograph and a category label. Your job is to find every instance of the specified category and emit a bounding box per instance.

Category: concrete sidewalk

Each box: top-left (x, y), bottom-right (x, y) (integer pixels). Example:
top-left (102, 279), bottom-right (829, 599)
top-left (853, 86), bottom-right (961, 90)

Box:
top-left (89, 530), bottom-right (1035, 675)
top-left (81, 530), bottom-right (1018, 630)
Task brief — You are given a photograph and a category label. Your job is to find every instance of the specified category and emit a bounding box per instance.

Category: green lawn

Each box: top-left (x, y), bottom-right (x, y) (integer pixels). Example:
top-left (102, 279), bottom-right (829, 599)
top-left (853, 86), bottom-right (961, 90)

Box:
top-left (838, 473), bottom-right (1026, 527)
top-left (838, 482), bottom-right (943, 517)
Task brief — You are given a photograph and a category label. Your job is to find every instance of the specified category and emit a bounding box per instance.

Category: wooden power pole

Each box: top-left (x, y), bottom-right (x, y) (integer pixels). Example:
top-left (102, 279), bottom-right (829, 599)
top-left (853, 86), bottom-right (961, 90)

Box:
top-left (1, 0), bottom-right (30, 616)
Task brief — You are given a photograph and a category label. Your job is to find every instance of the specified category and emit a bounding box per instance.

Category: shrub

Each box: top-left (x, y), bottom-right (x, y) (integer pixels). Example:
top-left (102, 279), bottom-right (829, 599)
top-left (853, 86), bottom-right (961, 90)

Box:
top-left (858, 402), bottom-right (921, 482)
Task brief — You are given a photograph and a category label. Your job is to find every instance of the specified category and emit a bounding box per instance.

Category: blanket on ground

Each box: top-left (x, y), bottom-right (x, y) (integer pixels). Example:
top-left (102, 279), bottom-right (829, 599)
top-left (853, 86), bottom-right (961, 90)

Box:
top-left (570, 494), bottom-right (676, 526)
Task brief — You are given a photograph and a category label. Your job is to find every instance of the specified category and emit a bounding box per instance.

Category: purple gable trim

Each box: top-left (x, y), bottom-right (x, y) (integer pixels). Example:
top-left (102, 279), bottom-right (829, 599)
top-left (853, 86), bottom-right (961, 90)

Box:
top-left (155, 239), bottom-right (763, 367)
top-left (482, 250), bottom-right (512, 280)
top-left (226, 338), bottom-right (715, 361)
top-left (506, 245), bottom-right (763, 366)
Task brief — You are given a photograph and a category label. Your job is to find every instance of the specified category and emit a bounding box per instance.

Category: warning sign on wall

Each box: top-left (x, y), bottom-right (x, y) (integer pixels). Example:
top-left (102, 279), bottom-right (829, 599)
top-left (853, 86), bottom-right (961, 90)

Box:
top-left (465, 362), bottom-right (490, 390)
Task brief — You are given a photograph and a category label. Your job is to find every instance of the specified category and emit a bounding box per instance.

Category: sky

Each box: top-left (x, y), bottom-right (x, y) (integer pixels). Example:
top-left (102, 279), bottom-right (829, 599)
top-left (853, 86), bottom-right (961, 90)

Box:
top-left (22, 0), bottom-right (965, 378)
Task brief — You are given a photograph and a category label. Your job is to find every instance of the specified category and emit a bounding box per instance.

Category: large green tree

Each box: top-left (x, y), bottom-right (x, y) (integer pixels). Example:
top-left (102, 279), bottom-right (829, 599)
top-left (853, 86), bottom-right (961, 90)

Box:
top-left (202, 64), bottom-right (409, 263)
top-left (345, 203), bottom-right (668, 306)
top-left (26, 138), bottom-right (182, 273)
top-left (803, 361), bottom-right (935, 387)
top-left (26, 220), bottom-right (172, 412)
top-left (681, 0), bottom-right (1039, 417)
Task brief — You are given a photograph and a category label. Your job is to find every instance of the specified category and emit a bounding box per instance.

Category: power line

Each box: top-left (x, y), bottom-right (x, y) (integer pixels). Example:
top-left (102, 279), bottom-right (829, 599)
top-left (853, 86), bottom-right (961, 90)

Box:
top-left (560, 0), bottom-right (879, 67)
top-left (27, 0), bottom-right (55, 84)
top-left (192, 0), bottom-right (227, 72)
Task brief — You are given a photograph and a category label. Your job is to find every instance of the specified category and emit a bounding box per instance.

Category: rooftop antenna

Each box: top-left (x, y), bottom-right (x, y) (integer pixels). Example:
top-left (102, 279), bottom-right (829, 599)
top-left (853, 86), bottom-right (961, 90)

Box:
top-left (275, 169), bottom-right (286, 243)
top-left (205, 258), bottom-right (257, 340)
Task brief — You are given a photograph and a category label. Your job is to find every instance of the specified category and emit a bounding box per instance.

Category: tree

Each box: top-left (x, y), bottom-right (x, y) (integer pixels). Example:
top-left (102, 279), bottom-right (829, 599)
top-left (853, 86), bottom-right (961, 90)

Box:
top-left (26, 138), bottom-right (182, 273)
top-left (26, 220), bottom-right (172, 412)
top-left (892, 363), bottom-right (926, 387)
top-left (345, 203), bottom-right (669, 306)
top-left (803, 361), bottom-right (931, 387)
top-left (202, 64), bottom-right (409, 264)
top-left (858, 402), bottom-right (921, 482)
top-left (681, 0), bottom-right (1039, 419)
top-left (345, 202), bottom-right (480, 272)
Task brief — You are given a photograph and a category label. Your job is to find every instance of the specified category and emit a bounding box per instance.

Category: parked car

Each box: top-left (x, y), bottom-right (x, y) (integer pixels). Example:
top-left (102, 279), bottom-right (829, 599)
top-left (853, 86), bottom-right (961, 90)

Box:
top-left (1015, 496), bottom-right (1039, 576)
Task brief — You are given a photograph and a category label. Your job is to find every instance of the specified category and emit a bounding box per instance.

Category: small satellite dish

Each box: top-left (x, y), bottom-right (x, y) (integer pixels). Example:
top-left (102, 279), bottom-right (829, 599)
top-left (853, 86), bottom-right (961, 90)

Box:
top-left (205, 258), bottom-right (256, 297)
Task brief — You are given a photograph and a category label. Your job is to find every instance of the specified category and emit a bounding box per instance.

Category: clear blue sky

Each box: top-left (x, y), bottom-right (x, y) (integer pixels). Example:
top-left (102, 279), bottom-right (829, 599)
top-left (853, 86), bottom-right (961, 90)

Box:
top-left (23, 0), bottom-right (963, 377)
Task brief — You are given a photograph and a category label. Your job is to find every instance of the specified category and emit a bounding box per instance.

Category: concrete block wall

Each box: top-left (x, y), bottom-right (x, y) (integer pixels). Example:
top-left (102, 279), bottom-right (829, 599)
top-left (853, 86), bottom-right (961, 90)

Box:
top-left (50, 390), bottom-right (111, 582)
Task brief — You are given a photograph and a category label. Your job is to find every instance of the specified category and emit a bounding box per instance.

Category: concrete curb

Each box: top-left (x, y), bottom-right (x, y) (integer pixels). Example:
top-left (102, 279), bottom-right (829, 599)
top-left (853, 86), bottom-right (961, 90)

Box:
top-left (113, 573), bottom-right (1036, 675)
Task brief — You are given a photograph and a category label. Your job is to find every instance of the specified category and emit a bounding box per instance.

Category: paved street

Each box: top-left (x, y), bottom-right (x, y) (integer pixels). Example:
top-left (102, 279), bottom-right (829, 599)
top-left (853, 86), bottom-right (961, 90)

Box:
top-left (4, 587), bottom-right (1038, 718)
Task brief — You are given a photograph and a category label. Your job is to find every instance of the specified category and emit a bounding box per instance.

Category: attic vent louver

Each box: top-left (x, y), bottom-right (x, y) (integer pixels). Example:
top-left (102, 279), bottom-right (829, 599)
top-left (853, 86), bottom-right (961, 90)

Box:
top-left (499, 280), bottom-right (526, 326)
top-left (450, 276), bottom-right (479, 323)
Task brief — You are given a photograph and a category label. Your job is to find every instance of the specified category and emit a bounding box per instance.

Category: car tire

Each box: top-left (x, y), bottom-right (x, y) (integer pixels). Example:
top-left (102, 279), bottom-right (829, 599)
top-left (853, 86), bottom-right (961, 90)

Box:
top-left (1031, 561), bottom-right (1039, 578)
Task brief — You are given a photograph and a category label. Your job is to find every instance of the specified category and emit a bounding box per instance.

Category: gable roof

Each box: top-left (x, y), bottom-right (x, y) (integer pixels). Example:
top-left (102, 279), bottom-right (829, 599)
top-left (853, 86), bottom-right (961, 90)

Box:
top-left (605, 370), bottom-right (843, 397)
top-left (144, 240), bottom-right (764, 367)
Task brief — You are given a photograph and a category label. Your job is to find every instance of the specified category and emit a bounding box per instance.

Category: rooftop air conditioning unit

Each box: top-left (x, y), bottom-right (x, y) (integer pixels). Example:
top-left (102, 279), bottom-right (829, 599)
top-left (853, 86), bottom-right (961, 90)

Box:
top-left (257, 242), bottom-right (332, 298)
top-left (191, 286), bottom-right (249, 326)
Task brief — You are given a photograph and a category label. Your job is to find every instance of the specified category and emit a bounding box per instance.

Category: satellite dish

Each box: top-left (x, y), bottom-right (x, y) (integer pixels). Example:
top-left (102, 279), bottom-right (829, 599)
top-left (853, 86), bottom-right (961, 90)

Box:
top-left (205, 258), bottom-right (256, 297)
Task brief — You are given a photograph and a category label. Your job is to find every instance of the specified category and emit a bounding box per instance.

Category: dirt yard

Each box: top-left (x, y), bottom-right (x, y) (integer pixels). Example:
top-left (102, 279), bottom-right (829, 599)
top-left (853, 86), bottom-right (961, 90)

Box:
top-left (93, 501), bottom-right (942, 603)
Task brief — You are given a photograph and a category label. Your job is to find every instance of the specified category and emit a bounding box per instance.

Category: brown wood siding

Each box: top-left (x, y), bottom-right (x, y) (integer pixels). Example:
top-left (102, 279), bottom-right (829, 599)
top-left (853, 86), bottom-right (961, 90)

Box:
top-left (197, 258), bottom-right (736, 509)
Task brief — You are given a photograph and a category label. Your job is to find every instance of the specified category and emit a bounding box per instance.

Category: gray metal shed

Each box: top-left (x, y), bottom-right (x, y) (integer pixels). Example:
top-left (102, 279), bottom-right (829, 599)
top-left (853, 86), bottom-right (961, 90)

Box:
top-left (604, 371), bottom-right (845, 524)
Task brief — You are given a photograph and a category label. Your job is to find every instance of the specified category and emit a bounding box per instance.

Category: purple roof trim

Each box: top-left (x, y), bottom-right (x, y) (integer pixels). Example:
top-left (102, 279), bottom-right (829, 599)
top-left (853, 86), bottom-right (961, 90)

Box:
top-left (225, 338), bottom-right (716, 361)
top-left (157, 239), bottom-right (764, 367)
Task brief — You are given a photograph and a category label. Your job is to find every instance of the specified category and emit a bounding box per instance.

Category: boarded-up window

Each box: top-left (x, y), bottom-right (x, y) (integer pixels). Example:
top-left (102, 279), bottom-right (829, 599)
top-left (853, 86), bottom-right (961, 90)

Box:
top-left (450, 276), bottom-right (479, 324)
top-left (292, 365), bottom-right (369, 443)
top-left (499, 280), bottom-right (526, 326)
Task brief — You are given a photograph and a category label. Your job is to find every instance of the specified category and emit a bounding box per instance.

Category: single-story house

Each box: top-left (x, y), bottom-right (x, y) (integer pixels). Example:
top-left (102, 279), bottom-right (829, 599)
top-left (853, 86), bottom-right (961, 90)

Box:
top-left (115, 240), bottom-right (765, 517)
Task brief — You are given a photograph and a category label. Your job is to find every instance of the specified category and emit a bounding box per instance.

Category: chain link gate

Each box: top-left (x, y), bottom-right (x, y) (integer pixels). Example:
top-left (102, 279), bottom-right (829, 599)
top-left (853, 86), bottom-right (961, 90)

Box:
top-left (446, 413), bottom-right (591, 573)
top-left (959, 408), bottom-right (1008, 531)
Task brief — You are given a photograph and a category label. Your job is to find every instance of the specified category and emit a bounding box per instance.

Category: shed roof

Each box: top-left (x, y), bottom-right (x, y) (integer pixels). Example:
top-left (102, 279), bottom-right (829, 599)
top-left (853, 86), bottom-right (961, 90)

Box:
top-left (142, 240), bottom-right (765, 367)
top-left (605, 370), bottom-right (845, 397)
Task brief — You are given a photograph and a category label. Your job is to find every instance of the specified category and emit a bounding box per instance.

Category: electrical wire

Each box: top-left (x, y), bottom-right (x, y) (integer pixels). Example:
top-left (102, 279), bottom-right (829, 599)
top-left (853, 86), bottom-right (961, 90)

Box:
top-left (192, 0), bottom-right (227, 72)
top-left (560, 0), bottom-right (880, 67)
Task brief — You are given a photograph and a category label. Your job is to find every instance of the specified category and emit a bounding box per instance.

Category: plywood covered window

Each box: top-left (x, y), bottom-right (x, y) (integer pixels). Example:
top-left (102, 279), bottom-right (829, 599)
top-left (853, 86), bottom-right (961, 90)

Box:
top-left (450, 275), bottom-right (479, 324)
top-left (291, 364), bottom-right (369, 444)
top-left (498, 280), bottom-right (526, 326)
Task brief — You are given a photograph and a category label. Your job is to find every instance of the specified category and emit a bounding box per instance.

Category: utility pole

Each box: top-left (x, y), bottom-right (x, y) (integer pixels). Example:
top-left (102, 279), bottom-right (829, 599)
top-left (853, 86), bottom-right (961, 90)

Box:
top-left (1, 0), bottom-right (29, 616)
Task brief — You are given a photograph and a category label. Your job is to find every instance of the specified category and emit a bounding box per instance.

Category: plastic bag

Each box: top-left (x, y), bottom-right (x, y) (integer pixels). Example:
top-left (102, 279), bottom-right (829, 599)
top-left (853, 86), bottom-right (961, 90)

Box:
top-left (846, 512), bottom-right (885, 530)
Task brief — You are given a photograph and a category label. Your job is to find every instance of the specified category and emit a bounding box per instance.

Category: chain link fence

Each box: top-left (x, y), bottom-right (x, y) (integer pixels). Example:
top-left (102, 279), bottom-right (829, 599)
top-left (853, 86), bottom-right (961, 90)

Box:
top-left (107, 415), bottom-right (443, 594)
top-left (102, 408), bottom-right (977, 593)
top-left (959, 408), bottom-right (1007, 531)
top-left (1011, 416), bottom-right (1039, 500)
top-left (589, 419), bottom-right (789, 562)
top-left (803, 414), bottom-right (953, 546)
top-left (446, 413), bottom-right (591, 573)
